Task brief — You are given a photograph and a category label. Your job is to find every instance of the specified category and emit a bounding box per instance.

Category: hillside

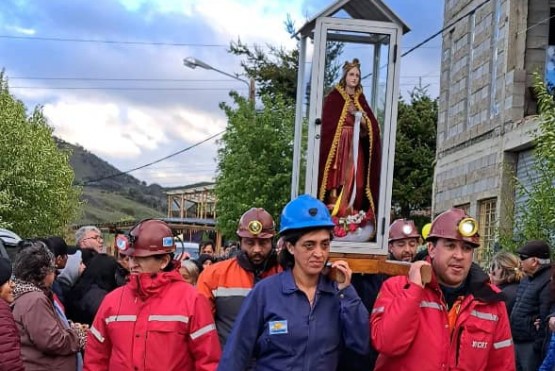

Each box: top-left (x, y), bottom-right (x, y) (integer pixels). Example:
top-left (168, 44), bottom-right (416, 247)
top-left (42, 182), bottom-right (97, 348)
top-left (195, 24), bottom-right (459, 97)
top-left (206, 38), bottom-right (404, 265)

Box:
top-left (55, 138), bottom-right (168, 224)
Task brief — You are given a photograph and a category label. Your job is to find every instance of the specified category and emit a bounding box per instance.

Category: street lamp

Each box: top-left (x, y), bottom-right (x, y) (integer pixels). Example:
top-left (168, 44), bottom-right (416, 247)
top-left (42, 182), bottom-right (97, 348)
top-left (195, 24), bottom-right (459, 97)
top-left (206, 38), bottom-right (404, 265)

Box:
top-left (183, 57), bottom-right (255, 102)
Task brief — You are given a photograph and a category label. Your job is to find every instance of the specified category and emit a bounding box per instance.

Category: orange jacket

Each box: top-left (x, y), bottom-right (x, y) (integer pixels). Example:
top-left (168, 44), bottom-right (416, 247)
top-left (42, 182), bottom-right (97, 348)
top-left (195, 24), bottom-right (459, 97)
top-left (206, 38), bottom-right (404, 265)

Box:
top-left (197, 255), bottom-right (281, 347)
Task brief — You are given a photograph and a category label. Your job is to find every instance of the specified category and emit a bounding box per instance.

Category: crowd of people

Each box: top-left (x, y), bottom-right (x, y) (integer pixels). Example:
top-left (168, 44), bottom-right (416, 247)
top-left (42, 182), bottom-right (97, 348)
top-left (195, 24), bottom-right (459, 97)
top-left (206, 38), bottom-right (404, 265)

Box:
top-left (0, 195), bottom-right (554, 370)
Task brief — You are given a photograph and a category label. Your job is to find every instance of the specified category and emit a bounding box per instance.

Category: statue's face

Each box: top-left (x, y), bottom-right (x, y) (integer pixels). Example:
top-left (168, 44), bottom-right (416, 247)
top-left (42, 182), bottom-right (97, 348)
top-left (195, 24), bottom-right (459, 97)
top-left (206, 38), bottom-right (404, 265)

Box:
top-left (345, 67), bottom-right (360, 90)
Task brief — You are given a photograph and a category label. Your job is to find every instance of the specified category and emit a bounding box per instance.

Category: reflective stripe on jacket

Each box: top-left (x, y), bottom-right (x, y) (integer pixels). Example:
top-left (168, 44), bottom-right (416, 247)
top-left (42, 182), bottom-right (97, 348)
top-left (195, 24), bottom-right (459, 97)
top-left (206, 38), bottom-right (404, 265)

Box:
top-left (196, 257), bottom-right (281, 347)
top-left (371, 270), bottom-right (515, 371)
top-left (84, 269), bottom-right (220, 371)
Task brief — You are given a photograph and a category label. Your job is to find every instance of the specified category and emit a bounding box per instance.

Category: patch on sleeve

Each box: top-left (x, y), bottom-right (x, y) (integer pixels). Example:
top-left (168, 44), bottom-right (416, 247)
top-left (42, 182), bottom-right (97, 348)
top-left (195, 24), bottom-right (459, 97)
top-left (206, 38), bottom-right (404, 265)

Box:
top-left (268, 320), bottom-right (288, 335)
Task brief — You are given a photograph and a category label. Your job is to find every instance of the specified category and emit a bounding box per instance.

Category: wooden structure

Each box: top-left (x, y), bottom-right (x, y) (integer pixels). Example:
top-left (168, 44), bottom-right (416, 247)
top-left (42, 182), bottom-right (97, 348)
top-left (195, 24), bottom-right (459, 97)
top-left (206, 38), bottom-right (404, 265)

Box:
top-left (166, 183), bottom-right (216, 219)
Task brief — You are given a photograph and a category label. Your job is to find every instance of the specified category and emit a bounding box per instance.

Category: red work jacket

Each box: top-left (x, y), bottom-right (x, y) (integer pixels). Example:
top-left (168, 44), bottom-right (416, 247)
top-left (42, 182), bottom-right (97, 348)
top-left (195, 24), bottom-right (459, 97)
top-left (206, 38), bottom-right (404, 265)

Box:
top-left (84, 270), bottom-right (220, 371)
top-left (371, 269), bottom-right (515, 371)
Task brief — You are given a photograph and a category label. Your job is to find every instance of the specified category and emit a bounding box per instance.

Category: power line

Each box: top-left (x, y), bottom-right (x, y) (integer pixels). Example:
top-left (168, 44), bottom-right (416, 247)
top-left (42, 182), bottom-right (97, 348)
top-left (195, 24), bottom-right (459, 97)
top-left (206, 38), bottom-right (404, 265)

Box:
top-left (79, 130), bottom-right (224, 185)
top-left (8, 75), bottom-right (439, 82)
top-left (10, 86), bottom-right (247, 91)
top-left (401, 0), bottom-right (491, 58)
top-left (0, 34), bottom-right (230, 47)
top-left (9, 77), bottom-right (243, 82)
top-left (362, 0), bottom-right (491, 81)
top-left (516, 13), bottom-right (555, 35)
top-left (0, 34), bottom-right (278, 50)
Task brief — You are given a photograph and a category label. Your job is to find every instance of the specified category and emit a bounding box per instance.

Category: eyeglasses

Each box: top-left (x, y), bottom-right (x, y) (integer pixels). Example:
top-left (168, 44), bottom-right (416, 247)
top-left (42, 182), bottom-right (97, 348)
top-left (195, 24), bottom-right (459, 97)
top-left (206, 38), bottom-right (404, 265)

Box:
top-left (83, 235), bottom-right (103, 242)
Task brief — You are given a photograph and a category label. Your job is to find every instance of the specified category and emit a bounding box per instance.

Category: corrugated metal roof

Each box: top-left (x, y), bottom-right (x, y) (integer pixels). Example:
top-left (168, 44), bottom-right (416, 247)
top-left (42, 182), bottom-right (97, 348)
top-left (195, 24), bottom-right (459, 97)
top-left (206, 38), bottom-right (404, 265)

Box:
top-left (296, 0), bottom-right (410, 38)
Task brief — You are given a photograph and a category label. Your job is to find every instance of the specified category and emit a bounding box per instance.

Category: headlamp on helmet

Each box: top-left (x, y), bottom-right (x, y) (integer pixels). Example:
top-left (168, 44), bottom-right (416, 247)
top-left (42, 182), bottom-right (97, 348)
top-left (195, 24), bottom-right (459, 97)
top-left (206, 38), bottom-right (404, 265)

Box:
top-left (116, 234), bottom-right (131, 252)
top-left (426, 208), bottom-right (480, 247)
top-left (237, 208), bottom-right (276, 239)
top-left (117, 219), bottom-right (176, 257)
top-left (402, 224), bottom-right (413, 235)
top-left (458, 217), bottom-right (478, 237)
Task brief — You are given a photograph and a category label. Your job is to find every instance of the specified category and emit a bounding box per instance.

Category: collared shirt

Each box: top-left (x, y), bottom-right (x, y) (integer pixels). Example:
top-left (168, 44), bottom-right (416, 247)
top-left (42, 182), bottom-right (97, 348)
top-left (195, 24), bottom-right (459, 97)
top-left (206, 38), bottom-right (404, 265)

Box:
top-left (218, 269), bottom-right (369, 371)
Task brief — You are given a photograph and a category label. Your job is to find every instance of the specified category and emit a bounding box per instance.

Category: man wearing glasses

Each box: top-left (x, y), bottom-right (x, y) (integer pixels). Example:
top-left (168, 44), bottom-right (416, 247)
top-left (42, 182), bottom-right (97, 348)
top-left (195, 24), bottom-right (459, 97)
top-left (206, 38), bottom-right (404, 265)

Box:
top-left (510, 240), bottom-right (552, 371)
top-left (76, 226), bottom-right (104, 254)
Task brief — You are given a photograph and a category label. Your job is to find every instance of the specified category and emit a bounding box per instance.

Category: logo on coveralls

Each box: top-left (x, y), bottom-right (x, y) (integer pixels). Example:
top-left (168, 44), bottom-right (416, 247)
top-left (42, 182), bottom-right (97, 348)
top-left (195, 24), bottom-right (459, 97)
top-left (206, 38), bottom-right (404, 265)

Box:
top-left (269, 320), bottom-right (288, 335)
top-left (472, 340), bottom-right (488, 349)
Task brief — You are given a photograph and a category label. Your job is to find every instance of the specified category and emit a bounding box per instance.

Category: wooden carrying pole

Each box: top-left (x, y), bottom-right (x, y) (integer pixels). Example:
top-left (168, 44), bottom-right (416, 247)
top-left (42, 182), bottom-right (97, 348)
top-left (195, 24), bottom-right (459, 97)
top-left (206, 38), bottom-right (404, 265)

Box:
top-left (328, 253), bottom-right (432, 284)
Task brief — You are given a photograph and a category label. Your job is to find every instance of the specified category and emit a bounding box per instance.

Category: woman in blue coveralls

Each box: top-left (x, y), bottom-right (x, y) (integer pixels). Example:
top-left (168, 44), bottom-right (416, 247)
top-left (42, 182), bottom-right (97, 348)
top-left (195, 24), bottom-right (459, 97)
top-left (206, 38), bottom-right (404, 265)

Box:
top-left (219, 194), bottom-right (369, 371)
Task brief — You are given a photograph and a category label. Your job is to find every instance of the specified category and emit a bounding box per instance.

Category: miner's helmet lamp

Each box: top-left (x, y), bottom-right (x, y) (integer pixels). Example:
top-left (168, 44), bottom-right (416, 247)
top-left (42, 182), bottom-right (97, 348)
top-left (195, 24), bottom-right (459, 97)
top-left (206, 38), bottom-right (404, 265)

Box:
top-left (426, 208), bottom-right (480, 247)
top-left (388, 219), bottom-right (420, 243)
top-left (236, 208), bottom-right (276, 239)
top-left (458, 217), bottom-right (479, 237)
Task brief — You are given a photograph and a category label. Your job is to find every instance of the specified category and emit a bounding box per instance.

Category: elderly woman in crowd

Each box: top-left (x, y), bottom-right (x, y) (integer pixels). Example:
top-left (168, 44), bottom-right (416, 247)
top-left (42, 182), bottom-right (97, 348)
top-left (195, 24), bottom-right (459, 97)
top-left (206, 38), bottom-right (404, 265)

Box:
top-left (489, 251), bottom-right (523, 314)
top-left (12, 240), bottom-right (86, 371)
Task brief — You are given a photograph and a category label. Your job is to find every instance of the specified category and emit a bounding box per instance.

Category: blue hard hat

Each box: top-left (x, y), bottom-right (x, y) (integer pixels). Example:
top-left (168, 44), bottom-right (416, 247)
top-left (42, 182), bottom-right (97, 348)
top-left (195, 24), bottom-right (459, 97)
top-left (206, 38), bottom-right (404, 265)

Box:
top-left (279, 194), bottom-right (335, 234)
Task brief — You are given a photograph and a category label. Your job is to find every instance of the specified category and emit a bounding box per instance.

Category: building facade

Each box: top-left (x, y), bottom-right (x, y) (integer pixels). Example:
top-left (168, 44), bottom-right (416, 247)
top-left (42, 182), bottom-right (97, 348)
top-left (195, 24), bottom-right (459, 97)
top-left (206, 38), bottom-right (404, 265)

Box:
top-left (434, 0), bottom-right (552, 252)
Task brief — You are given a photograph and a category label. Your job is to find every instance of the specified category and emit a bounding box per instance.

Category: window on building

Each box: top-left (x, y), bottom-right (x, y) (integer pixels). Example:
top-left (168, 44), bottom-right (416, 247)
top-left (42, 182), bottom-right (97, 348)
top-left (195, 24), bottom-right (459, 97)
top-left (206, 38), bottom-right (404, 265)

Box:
top-left (454, 203), bottom-right (470, 214)
top-left (478, 198), bottom-right (497, 253)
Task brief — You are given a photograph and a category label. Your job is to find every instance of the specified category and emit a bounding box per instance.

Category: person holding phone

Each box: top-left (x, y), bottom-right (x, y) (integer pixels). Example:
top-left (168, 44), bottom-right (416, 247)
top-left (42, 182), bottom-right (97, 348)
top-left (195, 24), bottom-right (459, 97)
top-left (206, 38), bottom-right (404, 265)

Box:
top-left (218, 194), bottom-right (369, 371)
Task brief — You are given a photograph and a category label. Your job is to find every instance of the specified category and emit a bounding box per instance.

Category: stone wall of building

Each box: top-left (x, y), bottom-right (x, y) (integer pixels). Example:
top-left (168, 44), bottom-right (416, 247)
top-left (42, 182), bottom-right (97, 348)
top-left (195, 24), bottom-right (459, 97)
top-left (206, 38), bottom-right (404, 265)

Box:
top-left (433, 0), bottom-right (541, 219)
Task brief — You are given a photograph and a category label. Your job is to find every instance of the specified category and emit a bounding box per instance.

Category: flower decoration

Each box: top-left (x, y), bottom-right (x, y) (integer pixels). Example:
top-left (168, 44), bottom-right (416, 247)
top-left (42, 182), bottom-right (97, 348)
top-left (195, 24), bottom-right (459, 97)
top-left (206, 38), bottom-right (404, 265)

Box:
top-left (332, 210), bottom-right (373, 237)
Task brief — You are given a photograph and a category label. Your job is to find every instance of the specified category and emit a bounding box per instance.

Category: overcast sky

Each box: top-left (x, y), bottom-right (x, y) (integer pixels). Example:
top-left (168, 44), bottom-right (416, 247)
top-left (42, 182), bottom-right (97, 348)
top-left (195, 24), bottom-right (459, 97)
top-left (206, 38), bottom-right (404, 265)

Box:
top-left (0, 0), bottom-right (443, 188)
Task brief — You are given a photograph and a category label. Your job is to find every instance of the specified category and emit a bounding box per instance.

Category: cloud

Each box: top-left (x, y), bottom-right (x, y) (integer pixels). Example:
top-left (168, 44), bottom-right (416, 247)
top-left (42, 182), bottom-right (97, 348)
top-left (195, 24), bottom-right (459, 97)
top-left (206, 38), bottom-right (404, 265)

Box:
top-left (0, 0), bottom-right (445, 187)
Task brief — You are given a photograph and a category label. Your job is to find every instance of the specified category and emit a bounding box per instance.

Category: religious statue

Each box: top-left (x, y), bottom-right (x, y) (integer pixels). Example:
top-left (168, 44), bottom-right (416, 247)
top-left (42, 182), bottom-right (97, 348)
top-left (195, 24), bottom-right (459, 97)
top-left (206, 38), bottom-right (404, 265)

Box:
top-left (318, 58), bottom-right (382, 241)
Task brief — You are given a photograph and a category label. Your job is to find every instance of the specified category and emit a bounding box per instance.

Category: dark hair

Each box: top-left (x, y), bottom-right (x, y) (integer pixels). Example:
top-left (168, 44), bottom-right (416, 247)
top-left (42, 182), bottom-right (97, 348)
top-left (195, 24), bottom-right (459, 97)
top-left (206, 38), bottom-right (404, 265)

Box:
top-left (278, 227), bottom-right (333, 269)
top-left (70, 255), bottom-right (119, 297)
top-left (151, 253), bottom-right (175, 272)
top-left (199, 240), bottom-right (215, 254)
top-left (43, 236), bottom-right (69, 257)
top-left (13, 240), bottom-right (55, 289)
top-left (198, 254), bottom-right (216, 266)
top-left (81, 249), bottom-right (97, 266)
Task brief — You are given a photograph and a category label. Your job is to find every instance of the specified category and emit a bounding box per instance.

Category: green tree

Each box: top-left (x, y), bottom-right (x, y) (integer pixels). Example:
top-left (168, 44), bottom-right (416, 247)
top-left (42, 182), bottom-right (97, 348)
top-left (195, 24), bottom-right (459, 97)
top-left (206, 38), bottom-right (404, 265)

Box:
top-left (215, 92), bottom-right (295, 237)
top-left (0, 72), bottom-right (81, 237)
top-left (392, 87), bottom-right (438, 218)
top-left (229, 17), bottom-right (343, 102)
top-left (499, 72), bottom-right (555, 250)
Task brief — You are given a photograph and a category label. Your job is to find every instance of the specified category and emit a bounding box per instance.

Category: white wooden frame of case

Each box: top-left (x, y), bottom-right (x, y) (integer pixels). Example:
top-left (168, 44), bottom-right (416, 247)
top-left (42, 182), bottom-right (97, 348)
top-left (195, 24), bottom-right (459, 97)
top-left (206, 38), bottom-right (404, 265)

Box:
top-left (304, 17), bottom-right (402, 254)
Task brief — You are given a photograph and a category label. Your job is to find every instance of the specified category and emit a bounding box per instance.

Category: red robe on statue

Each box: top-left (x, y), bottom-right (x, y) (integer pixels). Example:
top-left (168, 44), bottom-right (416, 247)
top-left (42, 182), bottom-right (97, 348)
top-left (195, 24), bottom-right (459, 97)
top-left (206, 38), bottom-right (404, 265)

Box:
top-left (318, 84), bottom-right (381, 224)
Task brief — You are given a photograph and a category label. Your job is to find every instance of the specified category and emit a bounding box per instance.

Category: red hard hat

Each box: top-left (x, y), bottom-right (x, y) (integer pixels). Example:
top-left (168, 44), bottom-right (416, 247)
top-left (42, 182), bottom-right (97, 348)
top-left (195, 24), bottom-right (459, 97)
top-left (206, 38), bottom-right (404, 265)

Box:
top-left (116, 219), bottom-right (176, 257)
top-left (388, 219), bottom-right (420, 243)
top-left (426, 208), bottom-right (480, 247)
top-left (236, 208), bottom-right (275, 239)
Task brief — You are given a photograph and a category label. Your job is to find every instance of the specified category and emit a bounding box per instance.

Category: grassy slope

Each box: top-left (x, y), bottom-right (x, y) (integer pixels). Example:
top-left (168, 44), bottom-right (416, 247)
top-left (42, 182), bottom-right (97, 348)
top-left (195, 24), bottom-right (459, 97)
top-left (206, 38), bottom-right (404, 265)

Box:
top-left (77, 188), bottom-right (165, 224)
